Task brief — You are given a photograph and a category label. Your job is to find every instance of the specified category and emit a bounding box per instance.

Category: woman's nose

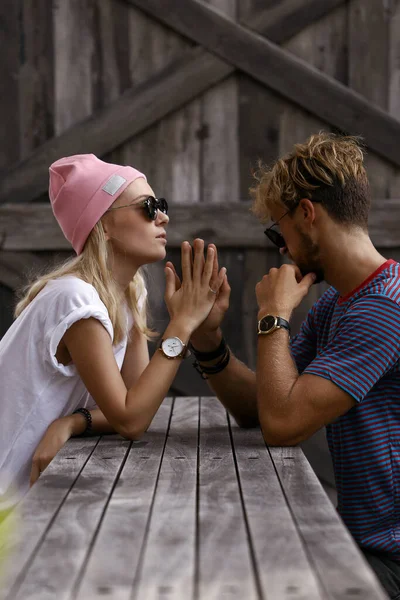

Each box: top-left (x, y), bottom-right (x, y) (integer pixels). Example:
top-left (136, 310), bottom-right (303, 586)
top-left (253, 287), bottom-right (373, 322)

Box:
top-left (157, 210), bottom-right (169, 225)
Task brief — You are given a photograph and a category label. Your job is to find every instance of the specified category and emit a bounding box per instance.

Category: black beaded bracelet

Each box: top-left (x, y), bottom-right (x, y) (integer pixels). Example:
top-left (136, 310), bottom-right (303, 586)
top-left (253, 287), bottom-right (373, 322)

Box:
top-left (73, 408), bottom-right (93, 436)
top-left (190, 336), bottom-right (227, 362)
top-left (193, 348), bottom-right (231, 379)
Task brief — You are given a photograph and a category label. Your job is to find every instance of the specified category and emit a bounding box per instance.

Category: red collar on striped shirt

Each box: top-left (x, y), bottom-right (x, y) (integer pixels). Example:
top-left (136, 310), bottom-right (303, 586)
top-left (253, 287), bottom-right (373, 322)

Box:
top-left (338, 259), bottom-right (396, 305)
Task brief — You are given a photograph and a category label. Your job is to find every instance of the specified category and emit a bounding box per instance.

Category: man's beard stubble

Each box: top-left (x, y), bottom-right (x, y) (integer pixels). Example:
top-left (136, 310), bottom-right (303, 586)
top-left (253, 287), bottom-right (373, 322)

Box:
top-left (294, 230), bottom-right (325, 284)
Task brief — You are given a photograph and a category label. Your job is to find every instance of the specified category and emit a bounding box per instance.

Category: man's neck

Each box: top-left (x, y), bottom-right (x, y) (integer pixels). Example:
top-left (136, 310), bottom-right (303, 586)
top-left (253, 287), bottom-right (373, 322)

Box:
top-left (322, 233), bottom-right (388, 298)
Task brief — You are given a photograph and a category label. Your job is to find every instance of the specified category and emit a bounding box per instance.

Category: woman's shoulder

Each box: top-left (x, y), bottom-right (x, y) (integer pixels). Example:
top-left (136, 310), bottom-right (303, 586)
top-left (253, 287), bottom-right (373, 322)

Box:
top-left (42, 276), bottom-right (104, 309)
top-left (45, 275), bottom-right (95, 295)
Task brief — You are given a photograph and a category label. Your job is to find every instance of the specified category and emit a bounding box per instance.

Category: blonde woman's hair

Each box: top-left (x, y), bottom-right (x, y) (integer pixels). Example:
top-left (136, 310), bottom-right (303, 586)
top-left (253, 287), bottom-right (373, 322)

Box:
top-left (250, 132), bottom-right (371, 228)
top-left (15, 221), bottom-right (155, 345)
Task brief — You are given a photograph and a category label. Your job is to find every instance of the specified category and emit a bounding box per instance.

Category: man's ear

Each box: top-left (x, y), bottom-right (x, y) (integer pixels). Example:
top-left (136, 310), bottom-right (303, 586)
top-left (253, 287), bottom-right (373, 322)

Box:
top-left (298, 198), bottom-right (316, 224)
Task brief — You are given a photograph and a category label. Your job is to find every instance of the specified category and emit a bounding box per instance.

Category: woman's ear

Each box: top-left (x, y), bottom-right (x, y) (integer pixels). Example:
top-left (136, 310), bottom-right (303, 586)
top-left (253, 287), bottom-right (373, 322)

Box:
top-left (100, 216), bottom-right (111, 242)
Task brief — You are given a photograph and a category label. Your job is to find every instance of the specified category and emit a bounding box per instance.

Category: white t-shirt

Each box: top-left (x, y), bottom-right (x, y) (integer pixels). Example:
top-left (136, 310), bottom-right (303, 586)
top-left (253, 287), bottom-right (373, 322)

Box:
top-left (0, 276), bottom-right (138, 507)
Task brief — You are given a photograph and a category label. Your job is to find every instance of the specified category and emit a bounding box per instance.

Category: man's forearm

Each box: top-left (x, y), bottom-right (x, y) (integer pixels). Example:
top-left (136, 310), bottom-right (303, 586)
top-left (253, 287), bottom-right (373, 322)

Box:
top-left (204, 355), bottom-right (258, 427)
top-left (257, 329), bottom-right (299, 443)
top-left (191, 329), bottom-right (258, 427)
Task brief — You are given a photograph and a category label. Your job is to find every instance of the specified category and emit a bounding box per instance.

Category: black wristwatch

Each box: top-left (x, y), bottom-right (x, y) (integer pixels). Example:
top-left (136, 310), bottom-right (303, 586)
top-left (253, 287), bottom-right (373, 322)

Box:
top-left (257, 315), bottom-right (291, 336)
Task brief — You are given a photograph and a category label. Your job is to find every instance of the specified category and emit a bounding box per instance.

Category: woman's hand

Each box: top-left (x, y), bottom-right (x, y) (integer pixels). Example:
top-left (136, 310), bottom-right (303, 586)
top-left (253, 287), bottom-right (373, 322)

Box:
top-left (164, 239), bottom-right (226, 333)
top-left (192, 242), bottom-right (230, 337)
top-left (30, 416), bottom-right (76, 486)
top-left (166, 242), bottom-right (230, 342)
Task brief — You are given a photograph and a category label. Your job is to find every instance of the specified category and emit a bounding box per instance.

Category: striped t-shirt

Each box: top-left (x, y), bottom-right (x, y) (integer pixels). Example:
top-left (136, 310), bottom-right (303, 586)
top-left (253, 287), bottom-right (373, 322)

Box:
top-left (290, 259), bottom-right (400, 560)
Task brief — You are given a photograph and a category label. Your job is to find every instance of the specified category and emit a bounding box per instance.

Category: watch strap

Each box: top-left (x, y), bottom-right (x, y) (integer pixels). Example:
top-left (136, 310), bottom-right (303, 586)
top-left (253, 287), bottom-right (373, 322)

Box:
top-left (275, 317), bottom-right (290, 332)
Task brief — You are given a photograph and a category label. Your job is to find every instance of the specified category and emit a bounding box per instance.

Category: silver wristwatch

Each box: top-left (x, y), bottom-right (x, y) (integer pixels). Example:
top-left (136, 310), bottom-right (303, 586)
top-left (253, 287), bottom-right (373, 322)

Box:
top-left (159, 337), bottom-right (191, 359)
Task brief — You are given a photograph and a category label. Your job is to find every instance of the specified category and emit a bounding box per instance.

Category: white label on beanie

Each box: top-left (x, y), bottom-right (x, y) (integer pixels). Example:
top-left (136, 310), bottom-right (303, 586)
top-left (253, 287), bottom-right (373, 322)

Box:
top-left (102, 174), bottom-right (127, 196)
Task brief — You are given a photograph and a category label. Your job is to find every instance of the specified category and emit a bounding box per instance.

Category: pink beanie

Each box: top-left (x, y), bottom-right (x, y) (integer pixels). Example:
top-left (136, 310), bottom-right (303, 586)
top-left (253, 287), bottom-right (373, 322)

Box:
top-left (49, 154), bottom-right (146, 254)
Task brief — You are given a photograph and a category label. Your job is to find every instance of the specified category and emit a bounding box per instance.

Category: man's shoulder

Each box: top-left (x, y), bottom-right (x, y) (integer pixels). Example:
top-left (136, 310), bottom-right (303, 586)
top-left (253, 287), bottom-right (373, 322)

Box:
top-left (349, 261), bottom-right (400, 308)
top-left (381, 261), bottom-right (400, 302)
top-left (311, 285), bottom-right (339, 314)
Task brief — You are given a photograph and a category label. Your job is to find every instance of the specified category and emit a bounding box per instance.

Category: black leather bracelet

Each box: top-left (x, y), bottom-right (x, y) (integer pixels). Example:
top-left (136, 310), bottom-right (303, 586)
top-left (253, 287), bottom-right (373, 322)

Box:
top-left (73, 408), bottom-right (93, 436)
top-left (190, 336), bottom-right (227, 362)
top-left (193, 348), bottom-right (231, 379)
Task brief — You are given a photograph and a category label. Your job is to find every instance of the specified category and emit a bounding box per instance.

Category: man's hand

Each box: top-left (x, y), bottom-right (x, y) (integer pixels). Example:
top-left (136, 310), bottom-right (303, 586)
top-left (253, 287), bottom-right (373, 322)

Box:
top-left (165, 240), bottom-right (230, 348)
top-left (30, 416), bottom-right (78, 486)
top-left (256, 264), bottom-right (316, 319)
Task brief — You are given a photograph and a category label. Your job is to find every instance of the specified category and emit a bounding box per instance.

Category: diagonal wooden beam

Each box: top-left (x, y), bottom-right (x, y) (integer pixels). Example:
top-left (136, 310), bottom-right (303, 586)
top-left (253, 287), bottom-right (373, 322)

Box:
top-left (126, 0), bottom-right (400, 167)
top-left (0, 48), bottom-right (231, 204)
top-left (242, 0), bottom-right (347, 43)
top-left (0, 1), bottom-right (348, 289)
top-left (0, 0), bottom-right (349, 205)
top-left (1, 201), bottom-right (398, 250)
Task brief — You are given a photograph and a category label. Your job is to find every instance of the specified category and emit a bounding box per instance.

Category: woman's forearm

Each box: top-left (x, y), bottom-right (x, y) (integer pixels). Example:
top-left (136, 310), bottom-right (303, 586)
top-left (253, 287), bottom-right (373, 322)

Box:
top-left (121, 321), bottom-right (192, 438)
top-left (69, 409), bottom-right (116, 436)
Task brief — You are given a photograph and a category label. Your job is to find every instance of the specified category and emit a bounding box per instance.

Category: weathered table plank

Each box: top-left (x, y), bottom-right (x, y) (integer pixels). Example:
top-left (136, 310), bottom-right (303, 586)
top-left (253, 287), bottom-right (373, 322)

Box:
top-left (74, 398), bottom-right (173, 600)
top-left (1, 437), bottom-right (99, 600)
top-left (269, 447), bottom-right (388, 600)
top-left (229, 417), bottom-right (324, 600)
top-left (132, 397), bottom-right (199, 600)
top-left (1, 397), bottom-right (389, 600)
top-left (12, 436), bottom-right (131, 600)
top-left (198, 397), bottom-right (258, 599)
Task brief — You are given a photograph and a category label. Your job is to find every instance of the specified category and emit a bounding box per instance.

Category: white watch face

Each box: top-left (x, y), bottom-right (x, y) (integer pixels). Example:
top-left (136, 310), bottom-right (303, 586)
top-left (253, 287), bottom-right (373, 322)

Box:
top-left (161, 337), bottom-right (184, 358)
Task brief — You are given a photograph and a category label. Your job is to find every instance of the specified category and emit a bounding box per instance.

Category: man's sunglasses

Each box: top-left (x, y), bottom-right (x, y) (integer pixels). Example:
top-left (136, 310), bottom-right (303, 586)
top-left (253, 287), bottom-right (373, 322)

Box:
top-left (264, 199), bottom-right (321, 248)
top-left (264, 209), bottom-right (291, 249)
top-left (106, 196), bottom-right (168, 220)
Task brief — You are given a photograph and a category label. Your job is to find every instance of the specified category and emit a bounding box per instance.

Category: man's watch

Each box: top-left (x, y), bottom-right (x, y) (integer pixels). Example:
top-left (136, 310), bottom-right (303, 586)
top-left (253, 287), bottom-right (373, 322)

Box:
top-left (257, 315), bottom-right (291, 336)
top-left (159, 337), bottom-right (191, 359)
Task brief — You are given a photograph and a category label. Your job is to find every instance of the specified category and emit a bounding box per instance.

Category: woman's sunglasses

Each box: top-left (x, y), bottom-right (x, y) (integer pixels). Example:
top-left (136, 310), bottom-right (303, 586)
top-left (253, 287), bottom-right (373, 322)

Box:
top-left (107, 196), bottom-right (168, 220)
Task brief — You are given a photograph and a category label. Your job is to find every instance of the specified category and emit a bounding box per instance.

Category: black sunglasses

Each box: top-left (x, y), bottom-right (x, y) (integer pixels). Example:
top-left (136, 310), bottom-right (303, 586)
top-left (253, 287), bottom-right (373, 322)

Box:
top-left (107, 196), bottom-right (168, 220)
top-left (264, 199), bottom-right (321, 248)
top-left (141, 196), bottom-right (168, 220)
top-left (264, 209), bottom-right (291, 249)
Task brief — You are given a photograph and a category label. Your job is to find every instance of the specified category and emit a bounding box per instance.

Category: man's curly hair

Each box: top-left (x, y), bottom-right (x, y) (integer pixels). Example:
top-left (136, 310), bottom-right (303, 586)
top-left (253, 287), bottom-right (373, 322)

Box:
top-left (250, 132), bottom-right (371, 230)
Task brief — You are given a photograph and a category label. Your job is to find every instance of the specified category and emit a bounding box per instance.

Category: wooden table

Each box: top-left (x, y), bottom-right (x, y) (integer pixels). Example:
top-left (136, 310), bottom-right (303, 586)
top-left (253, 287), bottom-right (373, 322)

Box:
top-left (0, 397), bottom-right (388, 600)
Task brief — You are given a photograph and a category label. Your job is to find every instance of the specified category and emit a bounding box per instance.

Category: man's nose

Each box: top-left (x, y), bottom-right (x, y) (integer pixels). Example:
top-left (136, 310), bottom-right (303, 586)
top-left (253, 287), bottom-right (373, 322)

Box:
top-left (279, 246), bottom-right (288, 255)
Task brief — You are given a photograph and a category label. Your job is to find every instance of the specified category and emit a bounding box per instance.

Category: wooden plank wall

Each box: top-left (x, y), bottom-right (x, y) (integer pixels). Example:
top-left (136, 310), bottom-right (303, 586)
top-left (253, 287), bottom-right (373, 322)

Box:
top-left (0, 3), bottom-right (395, 330)
top-left (0, 0), bottom-right (397, 355)
top-left (0, 1), bottom-right (19, 333)
top-left (1, 2), bottom-right (400, 424)
top-left (0, 0), bottom-right (54, 332)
